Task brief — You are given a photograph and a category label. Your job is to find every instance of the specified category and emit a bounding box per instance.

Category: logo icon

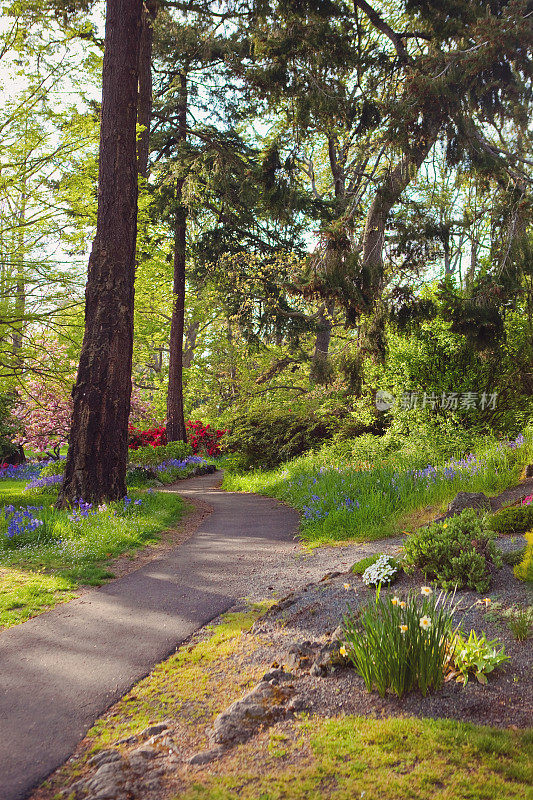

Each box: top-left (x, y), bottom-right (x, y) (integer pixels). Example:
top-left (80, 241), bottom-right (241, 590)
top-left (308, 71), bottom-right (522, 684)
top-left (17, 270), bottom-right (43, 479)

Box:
top-left (375, 390), bottom-right (395, 411)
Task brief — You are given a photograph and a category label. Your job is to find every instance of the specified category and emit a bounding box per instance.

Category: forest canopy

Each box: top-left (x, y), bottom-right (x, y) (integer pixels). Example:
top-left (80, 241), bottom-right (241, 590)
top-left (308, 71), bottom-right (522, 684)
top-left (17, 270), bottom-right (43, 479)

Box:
top-left (0, 0), bottom-right (532, 487)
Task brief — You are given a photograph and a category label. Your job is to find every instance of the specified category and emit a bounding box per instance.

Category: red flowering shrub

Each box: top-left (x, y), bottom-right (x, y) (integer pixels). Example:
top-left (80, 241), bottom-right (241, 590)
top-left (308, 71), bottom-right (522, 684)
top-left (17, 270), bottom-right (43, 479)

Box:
top-left (128, 425), bottom-right (167, 449)
top-left (186, 420), bottom-right (226, 456)
top-left (128, 421), bottom-right (226, 456)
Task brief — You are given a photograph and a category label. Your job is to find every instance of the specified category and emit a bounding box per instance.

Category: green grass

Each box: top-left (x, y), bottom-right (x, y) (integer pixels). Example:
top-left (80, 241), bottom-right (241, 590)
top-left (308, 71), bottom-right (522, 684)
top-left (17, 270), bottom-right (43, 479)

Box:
top-left (0, 481), bottom-right (185, 628)
top-left (0, 567), bottom-right (75, 626)
top-left (175, 716), bottom-right (533, 800)
top-left (41, 598), bottom-right (532, 800)
top-left (224, 431), bottom-right (531, 545)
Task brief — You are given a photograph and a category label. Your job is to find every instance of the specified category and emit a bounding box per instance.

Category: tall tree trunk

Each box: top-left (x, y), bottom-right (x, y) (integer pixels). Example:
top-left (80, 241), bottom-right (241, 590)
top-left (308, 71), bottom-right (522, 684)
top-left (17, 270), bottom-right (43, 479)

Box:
top-left (137, 0), bottom-right (158, 178)
top-left (58, 0), bottom-right (142, 506)
top-left (361, 123), bottom-right (440, 300)
top-left (166, 73), bottom-right (188, 443)
top-left (12, 187), bottom-right (27, 362)
top-left (313, 300), bottom-right (335, 362)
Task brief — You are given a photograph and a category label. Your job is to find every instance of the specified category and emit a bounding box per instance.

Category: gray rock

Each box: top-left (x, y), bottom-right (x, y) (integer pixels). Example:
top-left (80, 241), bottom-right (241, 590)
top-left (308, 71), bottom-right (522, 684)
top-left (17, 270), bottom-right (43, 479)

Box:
top-left (287, 696), bottom-right (307, 713)
top-left (141, 721), bottom-right (170, 738)
top-left (310, 641), bottom-right (351, 677)
top-left (447, 492), bottom-right (490, 514)
top-left (525, 464), bottom-right (533, 478)
top-left (331, 626), bottom-right (344, 642)
top-left (128, 745), bottom-right (158, 772)
top-left (210, 680), bottom-right (294, 745)
top-left (87, 750), bottom-right (122, 768)
top-left (188, 747), bottom-right (225, 765)
top-left (286, 641), bottom-right (319, 671)
top-left (260, 667), bottom-right (294, 683)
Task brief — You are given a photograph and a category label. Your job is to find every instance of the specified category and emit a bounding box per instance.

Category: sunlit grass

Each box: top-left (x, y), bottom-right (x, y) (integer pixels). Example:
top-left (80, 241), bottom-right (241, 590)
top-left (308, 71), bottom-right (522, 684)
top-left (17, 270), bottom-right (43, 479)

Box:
top-left (0, 481), bottom-right (185, 627)
top-left (224, 432), bottom-right (532, 545)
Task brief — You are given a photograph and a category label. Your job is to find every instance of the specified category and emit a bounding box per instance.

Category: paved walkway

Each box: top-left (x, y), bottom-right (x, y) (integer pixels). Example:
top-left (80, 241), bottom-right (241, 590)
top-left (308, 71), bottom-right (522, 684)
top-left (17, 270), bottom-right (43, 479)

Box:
top-left (0, 473), bottom-right (299, 800)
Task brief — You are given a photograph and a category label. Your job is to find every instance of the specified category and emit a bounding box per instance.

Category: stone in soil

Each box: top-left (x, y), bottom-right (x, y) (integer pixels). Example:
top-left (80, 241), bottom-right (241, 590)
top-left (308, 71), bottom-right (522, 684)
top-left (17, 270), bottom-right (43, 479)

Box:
top-left (447, 492), bottom-right (491, 514)
top-left (210, 679), bottom-right (295, 745)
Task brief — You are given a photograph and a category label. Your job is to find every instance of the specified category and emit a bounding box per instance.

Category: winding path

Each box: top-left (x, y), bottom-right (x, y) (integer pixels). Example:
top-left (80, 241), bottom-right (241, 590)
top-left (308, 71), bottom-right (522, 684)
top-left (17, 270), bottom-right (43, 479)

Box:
top-left (0, 472), bottom-right (299, 800)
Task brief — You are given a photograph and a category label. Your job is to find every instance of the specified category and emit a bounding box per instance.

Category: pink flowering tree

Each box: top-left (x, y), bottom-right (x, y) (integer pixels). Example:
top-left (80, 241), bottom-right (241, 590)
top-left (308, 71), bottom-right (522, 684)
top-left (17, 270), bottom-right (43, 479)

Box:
top-left (15, 358), bottom-right (158, 458)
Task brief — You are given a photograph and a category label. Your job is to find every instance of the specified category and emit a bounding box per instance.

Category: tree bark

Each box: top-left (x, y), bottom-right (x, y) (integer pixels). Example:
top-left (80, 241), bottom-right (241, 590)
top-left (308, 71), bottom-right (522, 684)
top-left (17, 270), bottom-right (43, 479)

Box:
top-left (166, 72), bottom-right (188, 443)
top-left (137, 0), bottom-right (158, 178)
top-left (58, 0), bottom-right (142, 506)
top-left (361, 123), bottom-right (440, 300)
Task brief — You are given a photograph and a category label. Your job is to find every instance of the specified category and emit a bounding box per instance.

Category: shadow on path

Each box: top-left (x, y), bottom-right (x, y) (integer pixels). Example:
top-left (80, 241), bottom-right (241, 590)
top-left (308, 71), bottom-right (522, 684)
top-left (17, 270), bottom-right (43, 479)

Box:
top-left (0, 472), bottom-right (299, 800)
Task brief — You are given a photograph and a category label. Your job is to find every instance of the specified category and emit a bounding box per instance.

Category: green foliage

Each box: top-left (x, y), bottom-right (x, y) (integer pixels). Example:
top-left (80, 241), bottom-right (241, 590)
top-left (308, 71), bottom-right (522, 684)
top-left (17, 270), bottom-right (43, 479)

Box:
top-left (500, 547), bottom-right (526, 566)
top-left (39, 459), bottom-right (66, 477)
top-left (504, 606), bottom-right (532, 642)
top-left (403, 510), bottom-right (503, 592)
top-left (128, 441), bottom-right (192, 466)
top-left (224, 407), bottom-right (336, 470)
top-left (489, 505), bottom-right (533, 535)
top-left (513, 532), bottom-right (533, 583)
top-left (450, 630), bottom-right (509, 686)
top-left (343, 589), bottom-right (454, 698)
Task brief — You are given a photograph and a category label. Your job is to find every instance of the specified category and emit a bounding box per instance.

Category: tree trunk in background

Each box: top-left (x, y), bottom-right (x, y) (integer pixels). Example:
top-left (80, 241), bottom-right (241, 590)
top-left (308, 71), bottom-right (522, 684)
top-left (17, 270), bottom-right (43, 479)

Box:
top-left (166, 73), bottom-right (188, 443)
top-left (313, 300), bottom-right (335, 362)
top-left (58, 0), bottom-right (142, 506)
top-left (12, 187), bottom-right (27, 362)
top-left (361, 123), bottom-right (440, 301)
top-left (137, 0), bottom-right (158, 178)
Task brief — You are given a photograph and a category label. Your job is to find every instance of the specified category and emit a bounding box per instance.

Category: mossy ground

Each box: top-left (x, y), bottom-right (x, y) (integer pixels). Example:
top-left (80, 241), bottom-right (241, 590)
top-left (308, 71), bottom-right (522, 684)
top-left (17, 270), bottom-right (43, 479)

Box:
top-left (35, 603), bottom-right (533, 800)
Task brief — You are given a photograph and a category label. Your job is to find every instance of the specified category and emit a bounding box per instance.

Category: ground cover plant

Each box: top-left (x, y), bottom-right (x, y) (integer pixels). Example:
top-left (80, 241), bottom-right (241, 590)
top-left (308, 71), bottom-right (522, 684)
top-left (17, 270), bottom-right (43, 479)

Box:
top-left (224, 429), bottom-right (531, 545)
top-left (402, 509), bottom-right (503, 592)
top-left (0, 471), bottom-right (184, 628)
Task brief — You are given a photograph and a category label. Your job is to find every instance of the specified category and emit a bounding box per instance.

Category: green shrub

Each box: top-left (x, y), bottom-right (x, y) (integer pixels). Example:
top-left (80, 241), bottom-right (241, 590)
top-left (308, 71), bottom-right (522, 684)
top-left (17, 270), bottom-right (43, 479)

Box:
top-left (40, 459), bottom-right (66, 477)
top-left (505, 606), bottom-right (532, 642)
top-left (501, 547), bottom-right (526, 566)
top-left (402, 509), bottom-right (502, 592)
top-left (163, 441), bottom-right (193, 460)
top-left (128, 441), bottom-right (192, 466)
top-left (223, 408), bottom-right (337, 470)
top-left (514, 532), bottom-right (533, 582)
top-left (489, 504), bottom-right (533, 534)
top-left (342, 588), bottom-right (454, 697)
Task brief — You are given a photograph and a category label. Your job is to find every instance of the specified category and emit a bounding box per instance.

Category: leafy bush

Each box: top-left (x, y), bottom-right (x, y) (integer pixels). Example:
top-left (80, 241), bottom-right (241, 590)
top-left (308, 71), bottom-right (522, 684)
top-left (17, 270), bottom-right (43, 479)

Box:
top-left (448, 630), bottom-right (509, 685)
top-left (186, 420), bottom-right (225, 456)
top-left (342, 588), bottom-right (454, 697)
top-left (489, 504), bottom-right (533, 534)
top-left (40, 459), bottom-right (66, 477)
top-left (224, 408), bottom-right (336, 470)
top-left (128, 424), bottom-right (167, 449)
top-left (403, 509), bottom-right (502, 592)
top-left (128, 440), bottom-right (192, 466)
top-left (514, 532), bottom-right (533, 582)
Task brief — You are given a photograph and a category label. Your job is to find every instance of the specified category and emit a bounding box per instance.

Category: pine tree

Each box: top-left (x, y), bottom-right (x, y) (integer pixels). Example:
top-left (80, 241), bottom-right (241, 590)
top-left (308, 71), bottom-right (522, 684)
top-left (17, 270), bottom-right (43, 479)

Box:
top-left (58, 0), bottom-right (143, 505)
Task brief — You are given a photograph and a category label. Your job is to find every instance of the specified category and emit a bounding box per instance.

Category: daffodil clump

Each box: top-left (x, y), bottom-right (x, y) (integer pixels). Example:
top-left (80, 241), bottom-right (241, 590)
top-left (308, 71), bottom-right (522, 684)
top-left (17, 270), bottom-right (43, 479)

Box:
top-left (342, 587), bottom-right (457, 698)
